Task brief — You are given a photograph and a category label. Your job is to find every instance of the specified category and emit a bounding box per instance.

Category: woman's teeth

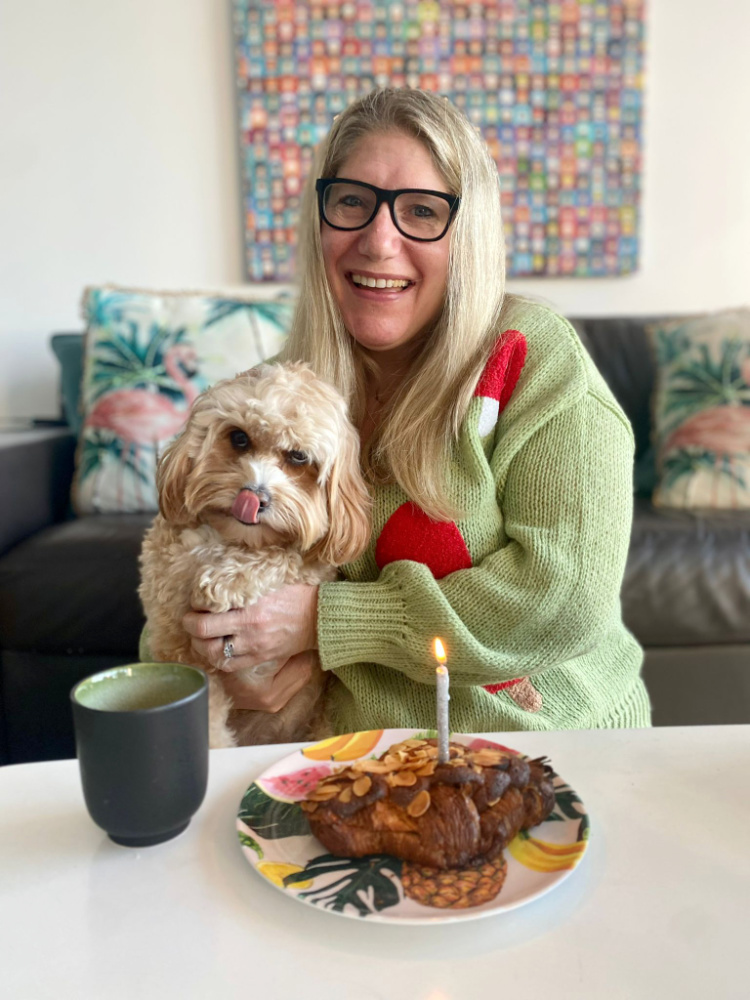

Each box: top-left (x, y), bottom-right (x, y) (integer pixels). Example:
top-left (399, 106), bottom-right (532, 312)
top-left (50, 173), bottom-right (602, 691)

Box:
top-left (351, 274), bottom-right (410, 289)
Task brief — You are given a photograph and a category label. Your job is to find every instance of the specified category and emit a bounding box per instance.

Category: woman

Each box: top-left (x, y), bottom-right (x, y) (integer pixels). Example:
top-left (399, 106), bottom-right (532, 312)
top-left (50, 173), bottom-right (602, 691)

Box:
top-left (182, 88), bottom-right (651, 732)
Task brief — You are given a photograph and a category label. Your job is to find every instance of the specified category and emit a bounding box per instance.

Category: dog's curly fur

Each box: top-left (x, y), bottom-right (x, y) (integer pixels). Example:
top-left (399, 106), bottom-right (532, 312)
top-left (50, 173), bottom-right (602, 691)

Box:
top-left (138, 362), bottom-right (371, 748)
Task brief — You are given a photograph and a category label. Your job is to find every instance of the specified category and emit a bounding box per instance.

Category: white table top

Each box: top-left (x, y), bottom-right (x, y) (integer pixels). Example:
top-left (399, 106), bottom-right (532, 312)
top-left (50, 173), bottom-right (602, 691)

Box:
top-left (1, 725), bottom-right (748, 1000)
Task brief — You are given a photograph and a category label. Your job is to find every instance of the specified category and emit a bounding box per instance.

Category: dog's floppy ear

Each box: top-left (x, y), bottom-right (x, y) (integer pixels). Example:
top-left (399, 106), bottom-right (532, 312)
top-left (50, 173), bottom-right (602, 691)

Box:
top-left (156, 424), bottom-right (196, 524)
top-left (315, 422), bottom-right (372, 566)
top-left (157, 385), bottom-right (224, 523)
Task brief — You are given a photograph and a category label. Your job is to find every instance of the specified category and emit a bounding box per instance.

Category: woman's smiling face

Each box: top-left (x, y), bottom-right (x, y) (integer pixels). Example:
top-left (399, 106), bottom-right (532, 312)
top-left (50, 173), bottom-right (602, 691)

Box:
top-left (320, 131), bottom-right (453, 360)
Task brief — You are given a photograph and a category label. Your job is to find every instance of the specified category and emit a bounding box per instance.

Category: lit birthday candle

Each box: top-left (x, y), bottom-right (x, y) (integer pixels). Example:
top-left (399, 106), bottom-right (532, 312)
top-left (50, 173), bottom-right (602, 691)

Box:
top-left (433, 638), bottom-right (450, 764)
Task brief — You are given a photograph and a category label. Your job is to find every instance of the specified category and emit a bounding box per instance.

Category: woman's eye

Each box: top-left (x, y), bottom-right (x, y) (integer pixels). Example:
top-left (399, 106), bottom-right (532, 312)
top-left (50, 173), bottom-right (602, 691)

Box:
top-left (229, 429), bottom-right (250, 452)
top-left (411, 204), bottom-right (436, 218)
top-left (285, 449), bottom-right (309, 465)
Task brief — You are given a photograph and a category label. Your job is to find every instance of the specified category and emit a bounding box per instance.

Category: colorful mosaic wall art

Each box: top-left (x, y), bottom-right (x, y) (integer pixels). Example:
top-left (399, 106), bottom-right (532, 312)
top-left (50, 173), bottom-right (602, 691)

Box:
top-left (232, 1), bottom-right (645, 280)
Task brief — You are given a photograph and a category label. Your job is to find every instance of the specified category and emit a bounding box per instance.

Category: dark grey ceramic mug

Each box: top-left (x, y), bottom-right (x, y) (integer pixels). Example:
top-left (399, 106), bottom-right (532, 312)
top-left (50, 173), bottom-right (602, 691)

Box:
top-left (71, 662), bottom-right (209, 847)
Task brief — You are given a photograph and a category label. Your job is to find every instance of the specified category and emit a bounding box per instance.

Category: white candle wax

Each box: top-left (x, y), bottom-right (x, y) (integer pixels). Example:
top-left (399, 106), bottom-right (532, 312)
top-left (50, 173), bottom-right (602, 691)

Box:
top-left (436, 665), bottom-right (450, 763)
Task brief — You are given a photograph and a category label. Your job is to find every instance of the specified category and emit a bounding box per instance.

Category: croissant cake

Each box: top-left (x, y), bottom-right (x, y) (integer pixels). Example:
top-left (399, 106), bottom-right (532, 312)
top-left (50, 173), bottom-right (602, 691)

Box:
top-left (302, 738), bottom-right (556, 870)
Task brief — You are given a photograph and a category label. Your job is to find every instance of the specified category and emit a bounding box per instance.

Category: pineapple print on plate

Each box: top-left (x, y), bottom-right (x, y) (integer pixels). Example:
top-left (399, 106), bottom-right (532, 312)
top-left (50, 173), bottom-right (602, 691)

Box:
top-left (401, 855), bottom-right (509, 909)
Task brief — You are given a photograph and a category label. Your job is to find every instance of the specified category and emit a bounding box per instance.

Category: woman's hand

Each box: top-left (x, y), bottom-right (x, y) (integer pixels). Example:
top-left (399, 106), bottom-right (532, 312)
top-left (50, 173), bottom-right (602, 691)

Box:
top-left (222, 650), bottom-right (322, 714)
top-left (182, 583), bottom-right (319, 674)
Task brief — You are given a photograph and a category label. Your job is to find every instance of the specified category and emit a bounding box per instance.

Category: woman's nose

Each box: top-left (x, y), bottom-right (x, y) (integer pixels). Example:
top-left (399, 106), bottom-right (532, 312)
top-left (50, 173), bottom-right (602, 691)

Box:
top-left (357, 202), bottom-right (401, 257)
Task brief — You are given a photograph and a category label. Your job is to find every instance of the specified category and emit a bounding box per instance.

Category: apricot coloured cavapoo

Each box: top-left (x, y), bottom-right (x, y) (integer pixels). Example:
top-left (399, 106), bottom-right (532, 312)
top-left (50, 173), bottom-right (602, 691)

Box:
top-left (139, 362), bottom-right (371, 748)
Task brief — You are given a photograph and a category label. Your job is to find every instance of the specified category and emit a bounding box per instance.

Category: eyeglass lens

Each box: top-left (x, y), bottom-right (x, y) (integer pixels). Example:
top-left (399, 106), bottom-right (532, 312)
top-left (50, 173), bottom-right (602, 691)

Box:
top-left (322, 182), bottom-right (452, 239)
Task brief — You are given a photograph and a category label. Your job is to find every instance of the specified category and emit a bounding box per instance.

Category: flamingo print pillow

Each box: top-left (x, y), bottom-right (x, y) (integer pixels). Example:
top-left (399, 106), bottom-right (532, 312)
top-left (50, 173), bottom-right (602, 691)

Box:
top-left (74, 285), bottom-right (293, 514)
top-left (647, 307), bottom-right (750, 509)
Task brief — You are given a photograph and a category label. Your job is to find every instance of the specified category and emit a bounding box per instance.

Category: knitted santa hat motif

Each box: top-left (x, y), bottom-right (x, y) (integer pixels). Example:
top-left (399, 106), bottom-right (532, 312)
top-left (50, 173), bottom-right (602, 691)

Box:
top-left (474, 329), bottom-right (528, 437)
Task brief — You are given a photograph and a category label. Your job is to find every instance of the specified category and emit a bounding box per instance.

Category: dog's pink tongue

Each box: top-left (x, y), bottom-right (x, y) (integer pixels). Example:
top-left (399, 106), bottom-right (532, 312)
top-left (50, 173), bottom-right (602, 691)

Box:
top-left (231, 489), bottom-right (261, 525)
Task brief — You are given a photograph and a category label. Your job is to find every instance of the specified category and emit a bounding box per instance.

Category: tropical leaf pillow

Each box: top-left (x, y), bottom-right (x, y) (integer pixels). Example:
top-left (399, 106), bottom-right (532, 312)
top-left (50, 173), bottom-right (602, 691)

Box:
top-left (647, 307), bottom-right (750, 509)
top-left (74, 285), bottom-right (293, 514)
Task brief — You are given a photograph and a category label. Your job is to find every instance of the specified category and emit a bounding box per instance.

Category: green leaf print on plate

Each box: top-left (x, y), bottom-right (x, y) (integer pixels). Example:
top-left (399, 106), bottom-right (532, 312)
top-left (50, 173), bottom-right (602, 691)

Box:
top-left (283, 853), bottom-right (403, 917)
top-left (238, 783), bottom-right (311, 840)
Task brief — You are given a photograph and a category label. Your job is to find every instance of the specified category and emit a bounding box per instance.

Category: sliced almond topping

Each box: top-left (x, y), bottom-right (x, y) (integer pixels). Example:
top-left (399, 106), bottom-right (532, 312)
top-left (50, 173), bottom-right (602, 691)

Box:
top-left (415, 761), bottom-right (437, 776)
top-left (407, 789), bottom-right (431, 817)
top-left (356, 760), bottom-right (393, 774)
top-left (390, 769), bottom-right (418, 787)
top-left (300, 800), bottom-right (318, 812)
top-left (352, 775), bottom-right (372, 797)
top-left (402, 739), bottom-right (428, 748)
top-left (308, 784), bottom-right (341, 801)
top-left (338, 786), bottom-right (353, 803)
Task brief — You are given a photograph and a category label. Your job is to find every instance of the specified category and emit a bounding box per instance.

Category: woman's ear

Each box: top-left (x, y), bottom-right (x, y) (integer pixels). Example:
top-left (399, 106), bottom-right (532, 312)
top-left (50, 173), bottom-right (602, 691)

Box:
top-left (156, 428), bottom-right (195, 524)
top-left (316, 422), bottom-right (372, 566)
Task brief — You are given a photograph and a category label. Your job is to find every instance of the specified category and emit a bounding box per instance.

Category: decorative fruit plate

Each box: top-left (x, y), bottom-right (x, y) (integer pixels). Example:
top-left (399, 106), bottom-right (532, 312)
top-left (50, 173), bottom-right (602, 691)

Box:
top-left (236, 729), bottom-right (589, 924)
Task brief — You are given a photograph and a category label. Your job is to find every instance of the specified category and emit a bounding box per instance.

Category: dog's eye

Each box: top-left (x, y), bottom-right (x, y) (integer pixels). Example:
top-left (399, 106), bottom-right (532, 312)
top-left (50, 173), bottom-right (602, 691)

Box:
top-left (229, 429), bottom-right (251, 452)
top-left (285, 449), bottom-right (309, 466)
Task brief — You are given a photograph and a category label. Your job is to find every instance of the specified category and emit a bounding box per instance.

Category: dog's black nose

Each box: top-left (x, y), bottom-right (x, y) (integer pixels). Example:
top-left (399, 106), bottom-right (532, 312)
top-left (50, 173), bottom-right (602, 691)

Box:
top-left (245, 485), bottom-right (271, 508)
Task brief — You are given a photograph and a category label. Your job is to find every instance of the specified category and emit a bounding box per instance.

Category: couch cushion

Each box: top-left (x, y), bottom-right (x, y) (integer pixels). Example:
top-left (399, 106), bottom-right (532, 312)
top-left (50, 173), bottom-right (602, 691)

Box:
top-left (645, 308), bottom-right (750, 509)
top-left (74, 285), bottom-right (294, 515)
top-left (622, 499), bottom-right (750, 646)
top-left (0, 515), bottom-right (152, 654)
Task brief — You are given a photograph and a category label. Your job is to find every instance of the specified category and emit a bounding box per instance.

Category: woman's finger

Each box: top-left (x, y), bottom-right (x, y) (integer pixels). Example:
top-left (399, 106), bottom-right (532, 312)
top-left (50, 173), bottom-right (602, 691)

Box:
top-left (182, 608), bottom-right (246, 640)
top-left (190, 634), bottom-right (243, 671)
top-left (226, 652), bottom-right (314, 713)
top-left (190, 634), bottom-right (271, 674)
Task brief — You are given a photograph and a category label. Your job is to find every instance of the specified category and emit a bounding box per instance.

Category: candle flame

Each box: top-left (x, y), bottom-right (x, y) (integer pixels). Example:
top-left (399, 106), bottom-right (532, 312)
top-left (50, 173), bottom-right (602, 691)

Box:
top-left (433, 637), bottom-right (446, 663)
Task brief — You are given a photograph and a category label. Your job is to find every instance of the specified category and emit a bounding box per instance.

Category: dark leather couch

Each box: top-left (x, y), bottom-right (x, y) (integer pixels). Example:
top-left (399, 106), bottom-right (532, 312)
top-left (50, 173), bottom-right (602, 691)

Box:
top-left (1, 316), bottom-right (749, 764)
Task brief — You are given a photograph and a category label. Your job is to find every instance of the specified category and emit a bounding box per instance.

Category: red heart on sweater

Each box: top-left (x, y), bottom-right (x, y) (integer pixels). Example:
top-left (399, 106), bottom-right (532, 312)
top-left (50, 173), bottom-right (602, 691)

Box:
top-left (375, 502), bottom-right (473, 580)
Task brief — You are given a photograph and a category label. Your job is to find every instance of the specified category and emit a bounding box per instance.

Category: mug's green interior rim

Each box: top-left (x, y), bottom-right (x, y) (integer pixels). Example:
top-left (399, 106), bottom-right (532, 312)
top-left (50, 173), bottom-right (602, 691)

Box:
top-left (71, 662), bottom-right (207, 711)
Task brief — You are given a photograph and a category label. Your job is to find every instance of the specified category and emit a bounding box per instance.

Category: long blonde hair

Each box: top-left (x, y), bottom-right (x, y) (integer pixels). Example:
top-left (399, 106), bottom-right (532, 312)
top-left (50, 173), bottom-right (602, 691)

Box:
top-left (283, 87), bottom-right (509, 521)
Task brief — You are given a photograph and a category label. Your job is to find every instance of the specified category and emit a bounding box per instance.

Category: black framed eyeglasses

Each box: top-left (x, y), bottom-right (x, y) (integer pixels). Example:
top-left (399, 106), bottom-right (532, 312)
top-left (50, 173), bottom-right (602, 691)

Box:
top-left (316, 178), bottom-right (460, 243)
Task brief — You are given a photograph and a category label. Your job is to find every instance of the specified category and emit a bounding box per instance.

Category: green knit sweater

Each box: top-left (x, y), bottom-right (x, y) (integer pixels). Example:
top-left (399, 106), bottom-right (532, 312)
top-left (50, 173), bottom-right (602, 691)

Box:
top-left (317, 299), bottom-right (651, 733)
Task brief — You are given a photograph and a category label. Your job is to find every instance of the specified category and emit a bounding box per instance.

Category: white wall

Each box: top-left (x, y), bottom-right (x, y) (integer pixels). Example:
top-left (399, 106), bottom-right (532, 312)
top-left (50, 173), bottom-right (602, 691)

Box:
top-left (1, 0), bottom-right (749, 420)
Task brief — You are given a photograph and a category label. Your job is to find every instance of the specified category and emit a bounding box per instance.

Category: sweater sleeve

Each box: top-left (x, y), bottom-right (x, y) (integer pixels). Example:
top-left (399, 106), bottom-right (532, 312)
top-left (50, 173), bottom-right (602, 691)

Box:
top-left (317, 389), bottom-right (635, 686)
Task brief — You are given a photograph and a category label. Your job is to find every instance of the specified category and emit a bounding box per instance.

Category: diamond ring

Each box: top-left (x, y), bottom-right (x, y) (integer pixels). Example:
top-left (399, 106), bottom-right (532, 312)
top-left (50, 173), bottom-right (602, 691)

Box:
top-left (223, 638), bottom-right (234, 659)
